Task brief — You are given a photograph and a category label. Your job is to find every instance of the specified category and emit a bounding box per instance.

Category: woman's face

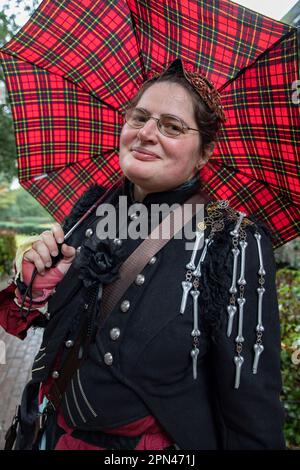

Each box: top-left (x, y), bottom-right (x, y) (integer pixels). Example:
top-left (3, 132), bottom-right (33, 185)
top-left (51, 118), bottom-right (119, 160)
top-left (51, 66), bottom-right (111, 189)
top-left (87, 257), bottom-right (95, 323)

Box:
top-left (119, 82), bottom-right (209, 196)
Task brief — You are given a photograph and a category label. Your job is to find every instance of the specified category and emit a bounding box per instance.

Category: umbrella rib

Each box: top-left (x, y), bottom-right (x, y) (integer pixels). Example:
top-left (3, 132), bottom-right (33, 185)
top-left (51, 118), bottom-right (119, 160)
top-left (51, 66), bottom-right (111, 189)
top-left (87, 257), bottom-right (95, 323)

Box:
top-left (218, 28), bottom-right (298, 93)
top-left (19, 150), bottom-right (120, 181)
top-left (0, 48), bottom-right (121, 112)
top-left (208, 161), bottom-right (300, 205)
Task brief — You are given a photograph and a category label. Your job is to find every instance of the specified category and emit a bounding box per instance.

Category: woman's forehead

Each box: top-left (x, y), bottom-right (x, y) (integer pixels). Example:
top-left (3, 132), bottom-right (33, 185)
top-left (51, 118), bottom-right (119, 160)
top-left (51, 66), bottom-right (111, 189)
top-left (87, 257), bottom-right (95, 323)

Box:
top-left (136, 82), bottom-right (194, 118)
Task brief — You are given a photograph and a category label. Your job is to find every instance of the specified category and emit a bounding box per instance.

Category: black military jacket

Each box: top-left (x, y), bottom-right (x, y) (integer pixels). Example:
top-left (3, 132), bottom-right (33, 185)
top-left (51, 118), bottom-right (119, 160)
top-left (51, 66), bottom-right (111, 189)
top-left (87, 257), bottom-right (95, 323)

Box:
top-left (30, 176), bottom-right (285, 450)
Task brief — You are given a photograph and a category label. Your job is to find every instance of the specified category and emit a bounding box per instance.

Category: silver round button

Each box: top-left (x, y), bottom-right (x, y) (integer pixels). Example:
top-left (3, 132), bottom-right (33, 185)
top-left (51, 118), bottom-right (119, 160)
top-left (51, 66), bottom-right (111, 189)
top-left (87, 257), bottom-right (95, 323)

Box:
top-left (52, 370), bottom-right (60, 379)
top-left (130, 212), bottom-right (138, 220)
top-left (45, 312), bottom-right (51, 320)
top-left (113, 238), bottom-right (122, 247)
top-left (76, 246), bottom-right (81, 254)
top-left (65, 340), bottom-right (74, 348)
top-left (149, 256), bottom-right (157, 265)
top-left (85, 228), bottom-right (93, 238)
top-left (135, 274), bottom-right (145, 286)
top-left (120, 300), bottom-right (130, 312)
top-left (110, 328), bottom-right (121, 341)
top-left (104, 352), bottom-right (113, 366)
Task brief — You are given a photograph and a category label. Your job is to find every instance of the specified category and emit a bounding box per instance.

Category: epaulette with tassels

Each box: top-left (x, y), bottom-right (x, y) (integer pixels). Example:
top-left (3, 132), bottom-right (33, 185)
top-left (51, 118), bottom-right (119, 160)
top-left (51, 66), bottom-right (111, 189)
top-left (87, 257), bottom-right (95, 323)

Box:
top-left (180, 200), bottom-right (266, 389)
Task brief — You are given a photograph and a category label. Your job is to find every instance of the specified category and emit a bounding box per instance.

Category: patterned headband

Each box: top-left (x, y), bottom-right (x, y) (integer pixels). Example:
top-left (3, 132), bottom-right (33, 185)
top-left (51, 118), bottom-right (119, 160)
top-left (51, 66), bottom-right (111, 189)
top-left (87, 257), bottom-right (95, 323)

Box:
top-left (147, 58), bottom-right (226, 123)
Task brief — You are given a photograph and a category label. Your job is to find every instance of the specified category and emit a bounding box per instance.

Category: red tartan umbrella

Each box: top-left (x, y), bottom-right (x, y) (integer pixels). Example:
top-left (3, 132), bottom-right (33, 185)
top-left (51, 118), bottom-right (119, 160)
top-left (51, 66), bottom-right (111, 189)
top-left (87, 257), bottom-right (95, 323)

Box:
top-left (0, 0), bottom-right (299, 248)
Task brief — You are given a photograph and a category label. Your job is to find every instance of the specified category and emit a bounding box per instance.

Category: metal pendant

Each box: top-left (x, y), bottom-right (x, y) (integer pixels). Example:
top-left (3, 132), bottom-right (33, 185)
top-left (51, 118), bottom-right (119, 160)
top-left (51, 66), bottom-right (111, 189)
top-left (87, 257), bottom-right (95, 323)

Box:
top-left (230, 211), bottom-right (247, 238)
top-left (190, 346), bottom-right (199, 380)
top-left (237, 240), bottom-right (247, 286)
top-left (235, 297), bottom-right (246, 344)
top-left (180, 281), bottom-right (192, 314)
top-left (190, 289), bottom-right (201, 338)
top-left (192, 238), bottom-right (212, 277)
top-left (256, 286), bottom-right (265, 333)
top-left (254, 232), bottom-right (266, 276)
top-left (229, 247), bottom-right (240, 294)
top-left (226, 304), bottom-right (237, 337)
top-left (186, 231), bottom-right (204, 271)
top-left (253, 343), bottom-right (264, 374)
top-left (234, 355), bottom-right (244, 389)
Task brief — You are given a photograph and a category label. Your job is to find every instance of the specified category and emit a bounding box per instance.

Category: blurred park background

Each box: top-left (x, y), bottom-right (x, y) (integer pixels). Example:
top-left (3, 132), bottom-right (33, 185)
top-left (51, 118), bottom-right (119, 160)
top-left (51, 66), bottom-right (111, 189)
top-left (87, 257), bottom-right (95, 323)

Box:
top-left (0, 0), bottom-right (299, 449)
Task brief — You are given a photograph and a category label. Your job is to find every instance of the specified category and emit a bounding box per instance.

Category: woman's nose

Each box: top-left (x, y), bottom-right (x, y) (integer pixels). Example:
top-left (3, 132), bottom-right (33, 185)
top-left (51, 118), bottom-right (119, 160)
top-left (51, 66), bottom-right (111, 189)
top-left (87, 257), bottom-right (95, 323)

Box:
top-left (137, 118), bottom-right (159, 141)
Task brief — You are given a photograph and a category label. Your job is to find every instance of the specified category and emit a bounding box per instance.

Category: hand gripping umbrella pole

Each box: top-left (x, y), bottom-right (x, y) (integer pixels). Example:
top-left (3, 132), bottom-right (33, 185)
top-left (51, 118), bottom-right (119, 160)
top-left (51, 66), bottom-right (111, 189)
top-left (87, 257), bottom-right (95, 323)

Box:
top-left (20, 177), bottom-right (124, 317)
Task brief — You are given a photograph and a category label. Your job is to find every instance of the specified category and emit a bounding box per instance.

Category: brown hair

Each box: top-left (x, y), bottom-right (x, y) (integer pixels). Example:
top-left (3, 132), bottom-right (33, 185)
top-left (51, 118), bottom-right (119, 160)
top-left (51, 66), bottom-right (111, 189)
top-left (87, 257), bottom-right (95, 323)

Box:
top-left (127, 70), bottom-right (223, 153)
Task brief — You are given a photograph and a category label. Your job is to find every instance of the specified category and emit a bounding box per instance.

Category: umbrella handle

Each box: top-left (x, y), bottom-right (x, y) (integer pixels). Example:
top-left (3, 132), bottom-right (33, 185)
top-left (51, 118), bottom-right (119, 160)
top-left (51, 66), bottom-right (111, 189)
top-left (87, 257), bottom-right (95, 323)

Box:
top-left (20, 177), bottom-right (125, 318)
top-left (19, 243), bottom-right (63, 319)
top-left (50, 242), bottom-right (63, 267)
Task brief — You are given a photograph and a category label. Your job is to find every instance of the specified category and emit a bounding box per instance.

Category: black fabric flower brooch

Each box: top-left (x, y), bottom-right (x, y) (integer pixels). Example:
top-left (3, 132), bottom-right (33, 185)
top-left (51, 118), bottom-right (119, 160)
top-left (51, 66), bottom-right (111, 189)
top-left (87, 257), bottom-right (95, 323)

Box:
top-left (74, 237), bottom-right (126, 288)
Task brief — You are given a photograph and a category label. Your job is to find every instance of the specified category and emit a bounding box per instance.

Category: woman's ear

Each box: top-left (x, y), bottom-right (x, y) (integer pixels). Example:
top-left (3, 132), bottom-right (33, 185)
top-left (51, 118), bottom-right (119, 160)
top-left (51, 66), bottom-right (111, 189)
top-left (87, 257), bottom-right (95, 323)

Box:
top-left (203, 142), bottom-right (215, 160)
top-left (196, 142), bottom-right (215, 170)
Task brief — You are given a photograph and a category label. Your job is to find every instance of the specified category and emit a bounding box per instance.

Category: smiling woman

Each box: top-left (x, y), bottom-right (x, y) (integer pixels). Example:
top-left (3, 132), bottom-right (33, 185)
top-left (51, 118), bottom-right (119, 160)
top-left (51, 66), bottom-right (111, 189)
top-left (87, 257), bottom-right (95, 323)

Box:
top-left (0, 58), bottom-right (286, 451)
top-left (119, 81), bottom-right (205, 200)
top-left (119, 60), bottom-right (222, 201)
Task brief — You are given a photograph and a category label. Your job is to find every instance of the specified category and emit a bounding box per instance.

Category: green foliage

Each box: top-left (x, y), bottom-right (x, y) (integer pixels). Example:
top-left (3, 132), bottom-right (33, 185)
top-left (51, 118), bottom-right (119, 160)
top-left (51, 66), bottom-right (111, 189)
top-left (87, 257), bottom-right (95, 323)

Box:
top-left (0, 178), bottom-right (16, 211)
top-left (275, 238), bottom-right (300, 270)
top-left (0, 107), bottom-right (17, 181)
top-left (14, 187), bottom-right (53, 219)
top-left (0, 3), bottom-right (18, 182)
top-left (0, 221), bottom-right (52, 235)
top-left (12, 216), bottom-right (52, 225)
top-left (277, 268), bottom-right (300, 448)
top-left (0, 6), bottom-right (18, 48)
top-left (0, 229), bottom-right (16, 276)
top-left (0, 1), bottom-right (42, 182)
top-left (0, 185), bottom-right (54, 221)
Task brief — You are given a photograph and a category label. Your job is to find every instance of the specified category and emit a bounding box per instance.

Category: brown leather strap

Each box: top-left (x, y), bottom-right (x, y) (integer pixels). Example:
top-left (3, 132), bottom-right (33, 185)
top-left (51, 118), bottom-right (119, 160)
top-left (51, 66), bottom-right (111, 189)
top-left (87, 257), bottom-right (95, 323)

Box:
top-left (46, 317), bottom-right (88, 409)
top-left (100, 191), bottom-right (206, 322)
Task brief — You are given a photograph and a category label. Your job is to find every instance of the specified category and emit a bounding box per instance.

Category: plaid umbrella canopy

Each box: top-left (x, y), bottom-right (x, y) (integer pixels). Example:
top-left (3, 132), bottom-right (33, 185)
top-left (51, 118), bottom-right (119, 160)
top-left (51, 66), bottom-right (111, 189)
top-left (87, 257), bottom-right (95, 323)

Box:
top-left (0, 0), bottom-right (299, 248)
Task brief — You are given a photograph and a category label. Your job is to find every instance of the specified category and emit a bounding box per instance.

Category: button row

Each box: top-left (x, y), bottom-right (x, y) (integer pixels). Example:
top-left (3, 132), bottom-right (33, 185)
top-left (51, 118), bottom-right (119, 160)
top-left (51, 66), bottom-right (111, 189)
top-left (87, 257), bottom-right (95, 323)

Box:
top-left (120, 299), bottom-right (130, 312)
top-left (104, 352), bottom-right (113, 366)
top-left (110, 327), bottom-right (120, 340)
top-left (84, 228), bottom-right (158, 271)
top-left (85, 228), bottom-right (93, 238)
top-left (135, 274), bottom-right (145, 286)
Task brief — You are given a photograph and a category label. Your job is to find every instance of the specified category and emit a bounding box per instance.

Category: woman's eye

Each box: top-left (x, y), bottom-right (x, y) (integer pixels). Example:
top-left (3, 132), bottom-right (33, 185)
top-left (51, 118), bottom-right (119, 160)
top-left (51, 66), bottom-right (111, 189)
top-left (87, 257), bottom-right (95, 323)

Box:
top-left (132, 113), bottom-right (148, 123)
top-left (163, 121), bottom-right (182, 132)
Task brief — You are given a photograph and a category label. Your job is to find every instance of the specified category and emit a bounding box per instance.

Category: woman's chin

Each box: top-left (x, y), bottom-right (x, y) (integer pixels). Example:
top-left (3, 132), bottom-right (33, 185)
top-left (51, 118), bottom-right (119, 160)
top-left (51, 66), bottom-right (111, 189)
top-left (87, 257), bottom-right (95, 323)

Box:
top-left (121, 161), bottom-right (158, 184)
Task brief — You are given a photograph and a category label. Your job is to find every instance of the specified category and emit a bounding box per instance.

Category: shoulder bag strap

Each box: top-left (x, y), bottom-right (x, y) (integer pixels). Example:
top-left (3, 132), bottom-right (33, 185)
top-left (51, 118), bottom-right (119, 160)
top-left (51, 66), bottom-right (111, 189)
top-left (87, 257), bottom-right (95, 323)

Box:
top-left (100, 191), bottom-right (207, 322)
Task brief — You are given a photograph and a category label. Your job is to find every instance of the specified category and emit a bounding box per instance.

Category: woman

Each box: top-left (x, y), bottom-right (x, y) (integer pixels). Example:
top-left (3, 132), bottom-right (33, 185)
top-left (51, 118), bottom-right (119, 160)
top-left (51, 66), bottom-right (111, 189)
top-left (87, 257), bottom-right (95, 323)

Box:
top-left (0, 59), bottom-right (285, 450)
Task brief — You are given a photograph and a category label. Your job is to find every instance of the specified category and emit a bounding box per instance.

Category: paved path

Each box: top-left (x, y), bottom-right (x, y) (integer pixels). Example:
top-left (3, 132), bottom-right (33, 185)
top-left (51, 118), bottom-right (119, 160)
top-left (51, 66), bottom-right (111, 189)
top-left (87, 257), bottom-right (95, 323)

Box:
top-left (0, 277), bottom-right (43, 449)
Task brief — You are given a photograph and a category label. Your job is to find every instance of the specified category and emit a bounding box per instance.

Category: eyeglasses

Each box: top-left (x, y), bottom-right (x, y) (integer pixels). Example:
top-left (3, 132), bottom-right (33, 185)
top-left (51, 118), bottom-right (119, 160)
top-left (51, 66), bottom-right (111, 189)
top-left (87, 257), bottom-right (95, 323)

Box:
top-left (124, 107), bottom-right (199, 138)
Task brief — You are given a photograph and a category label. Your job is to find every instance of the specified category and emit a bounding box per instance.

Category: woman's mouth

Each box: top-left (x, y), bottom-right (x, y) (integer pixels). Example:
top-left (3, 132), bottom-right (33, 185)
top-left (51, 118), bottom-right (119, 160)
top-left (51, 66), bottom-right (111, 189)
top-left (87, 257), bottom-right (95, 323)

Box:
top-left (131, 148), bottom-right (160, 161)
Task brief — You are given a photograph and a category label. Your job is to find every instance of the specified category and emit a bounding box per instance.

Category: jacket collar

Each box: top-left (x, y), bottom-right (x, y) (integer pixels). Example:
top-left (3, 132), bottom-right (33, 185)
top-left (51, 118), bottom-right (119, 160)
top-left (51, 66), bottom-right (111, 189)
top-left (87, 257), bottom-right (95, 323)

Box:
top-left (122, 174), bottom-right (203, 207)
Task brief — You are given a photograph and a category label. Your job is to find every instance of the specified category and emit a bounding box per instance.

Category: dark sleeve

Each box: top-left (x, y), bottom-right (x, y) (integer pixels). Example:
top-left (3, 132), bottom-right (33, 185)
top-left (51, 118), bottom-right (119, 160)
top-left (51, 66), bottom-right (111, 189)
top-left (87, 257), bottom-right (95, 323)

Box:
top-left (210, 226), bottom-right (285, 449)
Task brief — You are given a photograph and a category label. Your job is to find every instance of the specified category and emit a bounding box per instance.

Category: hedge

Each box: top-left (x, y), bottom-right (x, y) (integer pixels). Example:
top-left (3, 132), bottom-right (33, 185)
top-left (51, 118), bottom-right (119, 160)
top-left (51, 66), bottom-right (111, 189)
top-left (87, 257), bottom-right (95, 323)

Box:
top-left (0, 221), bottom-right (51, 235)
top-left (277, 268), bottom-right (300, 449)
top-left (0, 230), bottom-right (17, 277)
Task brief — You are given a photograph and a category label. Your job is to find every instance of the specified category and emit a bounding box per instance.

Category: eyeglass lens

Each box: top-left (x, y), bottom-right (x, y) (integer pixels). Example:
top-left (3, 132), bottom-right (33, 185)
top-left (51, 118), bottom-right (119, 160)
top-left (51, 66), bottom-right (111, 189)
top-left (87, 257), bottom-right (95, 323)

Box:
top-left (125, 108), bottom-right (184, 136)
